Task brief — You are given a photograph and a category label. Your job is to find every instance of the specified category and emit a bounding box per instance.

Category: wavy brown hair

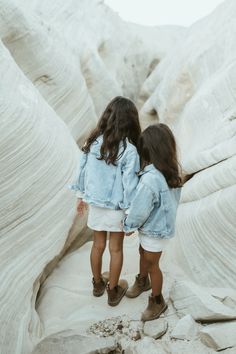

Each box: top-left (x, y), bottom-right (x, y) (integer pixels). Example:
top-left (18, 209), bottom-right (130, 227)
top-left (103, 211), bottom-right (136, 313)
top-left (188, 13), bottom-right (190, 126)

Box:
top-left (138, 124), bottom-right (182, 188)
top-left (83, 96), bottom-right (141, 165)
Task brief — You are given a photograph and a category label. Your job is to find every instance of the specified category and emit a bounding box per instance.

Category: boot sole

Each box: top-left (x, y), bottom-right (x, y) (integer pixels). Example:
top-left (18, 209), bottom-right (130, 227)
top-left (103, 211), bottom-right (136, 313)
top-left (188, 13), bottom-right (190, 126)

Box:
top-left (125, 285), bottom-right (151, 298)
top-left (141, 304), bottom-right (168, 322)
top-left (108, 286), bottom-right (128, 306)
top-left (93, 290), bottom-right (106, 297)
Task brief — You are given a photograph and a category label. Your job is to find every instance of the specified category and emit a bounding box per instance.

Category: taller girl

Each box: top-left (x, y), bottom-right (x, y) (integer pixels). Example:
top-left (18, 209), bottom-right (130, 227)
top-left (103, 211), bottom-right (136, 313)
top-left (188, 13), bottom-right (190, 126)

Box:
top-left (71, 96), bottom-right (141, 306)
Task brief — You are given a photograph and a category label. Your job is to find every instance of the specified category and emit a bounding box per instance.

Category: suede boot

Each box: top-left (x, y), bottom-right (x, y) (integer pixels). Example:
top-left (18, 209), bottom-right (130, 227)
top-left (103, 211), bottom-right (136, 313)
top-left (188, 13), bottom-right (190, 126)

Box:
top-left (92, 272), bottom-right (109, 297)
top-left (106, 279), bottom-right (128, 306)
top-left (141, 294), bottom-right (167, 322)
top-left (126, 274), bottom-right (151, 298)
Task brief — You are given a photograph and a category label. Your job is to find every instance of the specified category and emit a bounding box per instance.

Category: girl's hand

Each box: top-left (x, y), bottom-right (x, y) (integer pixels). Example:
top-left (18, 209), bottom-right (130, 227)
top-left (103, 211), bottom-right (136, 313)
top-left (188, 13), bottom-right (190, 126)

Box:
top-left (120, 221), bottom-right (134, 236)
top-left (76, 198), bottom-right (87, 216)
top-left (125, 231), bottom-right (134, 236)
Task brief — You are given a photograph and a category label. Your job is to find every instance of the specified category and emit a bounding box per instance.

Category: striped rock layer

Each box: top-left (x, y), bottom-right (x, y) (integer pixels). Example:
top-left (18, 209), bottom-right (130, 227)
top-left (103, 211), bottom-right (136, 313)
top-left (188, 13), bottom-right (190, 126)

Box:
top-left (1, 0), bottom-right (236, 353)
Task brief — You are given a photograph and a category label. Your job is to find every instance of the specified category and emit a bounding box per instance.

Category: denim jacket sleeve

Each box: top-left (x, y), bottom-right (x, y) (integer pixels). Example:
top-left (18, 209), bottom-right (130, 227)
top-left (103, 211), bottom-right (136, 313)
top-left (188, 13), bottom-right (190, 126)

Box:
top-left (123, 182), bottom-right (157, 232)
top-left (120, 149), bottom-right (140, 209)
top-left (69, 151), bottom-right (87, 194)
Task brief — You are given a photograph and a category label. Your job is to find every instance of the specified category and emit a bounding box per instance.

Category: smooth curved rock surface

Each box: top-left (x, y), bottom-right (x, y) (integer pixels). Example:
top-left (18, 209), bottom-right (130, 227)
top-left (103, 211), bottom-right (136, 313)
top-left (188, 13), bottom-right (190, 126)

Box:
top-left (1, 0), bottom-right (236, 353)
top-left (0, 39), bottom-right (82, 354)
top-left (0, 0), bottom-right (97, 144)
top-left (24, 0), bottom-right (183, 116)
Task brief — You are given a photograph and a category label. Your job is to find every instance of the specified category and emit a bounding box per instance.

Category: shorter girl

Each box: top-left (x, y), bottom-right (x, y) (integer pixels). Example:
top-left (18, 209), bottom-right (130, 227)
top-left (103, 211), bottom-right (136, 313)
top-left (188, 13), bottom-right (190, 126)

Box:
top-left (123, 124), bottom-right (182, 322)
top-left (71, 96), bottom-right (141, 307)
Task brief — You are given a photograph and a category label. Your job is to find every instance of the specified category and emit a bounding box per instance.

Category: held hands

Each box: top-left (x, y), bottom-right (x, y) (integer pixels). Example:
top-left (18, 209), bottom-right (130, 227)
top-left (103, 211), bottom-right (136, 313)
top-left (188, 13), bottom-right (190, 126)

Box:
top-left (125, 231), bottom-right (134, 236)
top-left (120, 222), bottom-right (134, 236)
top-left (76, 198), bottom-right (87, 216)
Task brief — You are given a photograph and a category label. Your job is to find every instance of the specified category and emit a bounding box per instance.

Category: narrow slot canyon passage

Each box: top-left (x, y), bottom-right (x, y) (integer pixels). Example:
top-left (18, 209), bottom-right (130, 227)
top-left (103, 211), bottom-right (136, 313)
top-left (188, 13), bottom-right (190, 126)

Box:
top-left (0, 1), bottom-right (236, 354)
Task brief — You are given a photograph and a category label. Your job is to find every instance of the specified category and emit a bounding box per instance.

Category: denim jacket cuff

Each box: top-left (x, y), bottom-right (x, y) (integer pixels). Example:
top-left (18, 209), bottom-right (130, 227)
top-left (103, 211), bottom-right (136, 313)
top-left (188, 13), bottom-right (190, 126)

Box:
top-left (123, 223), bottom-right (137, 233)
top-left (75, 190), bottom-right (84, 199)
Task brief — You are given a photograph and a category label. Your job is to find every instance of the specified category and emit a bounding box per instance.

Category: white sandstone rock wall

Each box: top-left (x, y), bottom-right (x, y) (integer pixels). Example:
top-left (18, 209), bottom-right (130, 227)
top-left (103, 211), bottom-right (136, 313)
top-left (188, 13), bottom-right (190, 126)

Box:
top-left (17, 0), bottom-right (183, 117)
top-left (0, 40), bottom-right (81, 353)
top-left (141, 0), bottom-right (236, 288)
top-left (0, 0), bottom-right (97, 144)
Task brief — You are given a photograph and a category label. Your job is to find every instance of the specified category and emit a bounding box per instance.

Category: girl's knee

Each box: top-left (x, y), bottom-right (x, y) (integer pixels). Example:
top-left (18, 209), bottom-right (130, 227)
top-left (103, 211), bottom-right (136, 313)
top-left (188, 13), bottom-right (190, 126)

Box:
top-left (143, 252), bottom-right (161, 271)
top-left (109, 239), bottom-right (123, 254)
top-left (93, 241), bottom-right (106, 254)
top-left (109, 233), bottom-right (124, 254)
top-left (109, 243), bottom-right (123, 254)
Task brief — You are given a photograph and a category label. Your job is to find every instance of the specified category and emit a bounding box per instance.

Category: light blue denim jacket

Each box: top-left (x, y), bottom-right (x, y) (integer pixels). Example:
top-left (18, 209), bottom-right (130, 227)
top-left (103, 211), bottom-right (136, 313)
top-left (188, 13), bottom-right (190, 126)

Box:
top-left (70, 136), bottom-right (140, 210)
top-left (123, 164), bottom-right (181, 239)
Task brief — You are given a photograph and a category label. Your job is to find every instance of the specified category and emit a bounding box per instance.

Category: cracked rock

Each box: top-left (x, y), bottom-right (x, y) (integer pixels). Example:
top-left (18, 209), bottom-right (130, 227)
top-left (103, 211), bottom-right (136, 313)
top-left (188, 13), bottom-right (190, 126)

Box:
top-left (171, 314), bottom-right (199, 340)
top-left (32, 330), bottom-right (117, 354)
top-left (200, 321), bottom-right (236, 351)
top-left (143, 318), bottom-right (168, 339)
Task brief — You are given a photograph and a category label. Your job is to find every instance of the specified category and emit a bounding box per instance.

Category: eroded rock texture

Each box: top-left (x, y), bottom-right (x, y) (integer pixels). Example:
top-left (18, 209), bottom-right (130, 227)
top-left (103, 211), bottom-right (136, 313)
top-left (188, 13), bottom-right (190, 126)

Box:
top-left (141, 0), bottom-right (236, 288)
top-left (0, 40), bottom-right (80, 353)
top-left (0, 0), bottom-right (235, 353)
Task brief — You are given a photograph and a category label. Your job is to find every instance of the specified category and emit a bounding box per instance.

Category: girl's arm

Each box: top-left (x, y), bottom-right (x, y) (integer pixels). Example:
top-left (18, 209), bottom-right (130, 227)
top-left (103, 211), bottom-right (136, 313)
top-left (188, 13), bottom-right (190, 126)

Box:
top-left (121, 149), bottom-right (140, 209)
top-left (69, 151), bottom-right (88, 195)
top-left (123, 182), bottom-right (157, 233)
top-left (70, 151), bottom-right (88, 216)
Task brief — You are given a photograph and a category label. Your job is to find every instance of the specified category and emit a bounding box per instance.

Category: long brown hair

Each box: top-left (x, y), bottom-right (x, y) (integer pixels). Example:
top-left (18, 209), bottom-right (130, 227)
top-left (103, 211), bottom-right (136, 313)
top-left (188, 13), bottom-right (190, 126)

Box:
top-left (83, 96), bottom-right (141, 165)
top-left (138, 124), bottom-right (182, 188)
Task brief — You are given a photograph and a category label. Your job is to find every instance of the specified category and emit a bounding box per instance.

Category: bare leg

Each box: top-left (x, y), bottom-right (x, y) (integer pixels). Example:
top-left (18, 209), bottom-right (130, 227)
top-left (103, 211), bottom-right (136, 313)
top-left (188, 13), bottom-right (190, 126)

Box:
top-left (143, 250), bottom-right (163, 296)
top-left (108, 232), bottom-right (124, 289)
top-left (90, 231), bottom-right (107, 283)
top-left (139, 245), bottom-right (149, 278)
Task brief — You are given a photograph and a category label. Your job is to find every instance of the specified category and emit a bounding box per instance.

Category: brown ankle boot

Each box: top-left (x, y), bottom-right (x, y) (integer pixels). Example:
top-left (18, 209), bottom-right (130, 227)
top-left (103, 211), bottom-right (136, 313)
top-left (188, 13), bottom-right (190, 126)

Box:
top-left (126, 274), bottom-right (151, 298)
top-left (92, 273), bottom-right (109, 297)
top-left (107, 279), bottom-right (128, 306)
top-left (141, 294), bottom-right (168, 322)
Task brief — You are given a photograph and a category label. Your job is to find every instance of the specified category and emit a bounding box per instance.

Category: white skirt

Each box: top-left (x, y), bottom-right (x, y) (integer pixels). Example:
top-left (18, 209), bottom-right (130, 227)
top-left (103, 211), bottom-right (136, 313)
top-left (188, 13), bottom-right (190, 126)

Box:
top-left (87, 205), bottom-right (125, 232)
top-left (139, 233), bottom-right (170, 252)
